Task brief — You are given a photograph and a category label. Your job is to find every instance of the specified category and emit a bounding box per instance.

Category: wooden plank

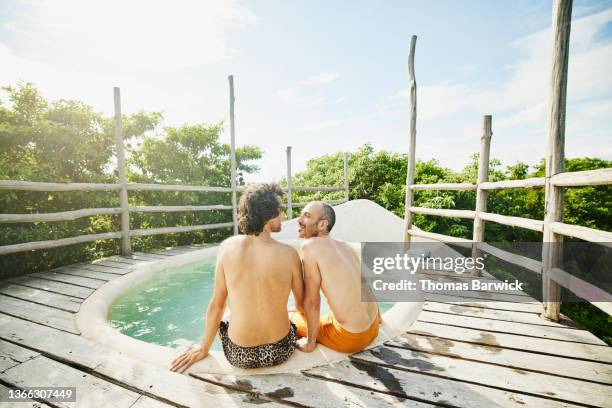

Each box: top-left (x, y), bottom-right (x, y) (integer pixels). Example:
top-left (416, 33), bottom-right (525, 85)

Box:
top-left (64, 262), bottom-right (132, 274)
top-left (0, 383), bottom-right (53, 407)
top-left (422, 302), bottom-right (572, 327)
top-left (417, 310), bottom-right (604, 345)
top-left (423, 288), bottom-right (536, 303)
top-left (344, 152), bottom-right (350, 202)
top-left (550, 168), bottom-right (612, 187)
top-left (95, 352), bottom-right (285, 407)
top-left (0, 295), bottom-right (78, 334)
top-left (30, 272), bottom-right (105, 289)
top-left (90, 259), bottom-right (136, 270)
top-left (0, 314), bottom-right (281, 407)
top-left (129, 222), bottom-right (234, 237)
top-left (407, 229), bottom-right (472, 245)
top-left (551, 221), bottom-right (612, 246)
top-left (407, 321), bottom-right (611, 361)
top-left (52, 267), bottom-right (116, 282)
top-left (286, 146), bottom-right (293, 219)
top-left (6, 276), bottom-right (93, 299)
top-left (0, 283), bottom-right (82, 312)
top-left (0, 338), bottom-right (39, 372)
top-left (549, 267), bottom-right (612, 315)
top-left (194, 372), bottom-right (423, 407)
top-left (0, 313), bottom-right (117, 368)
top-left (424, 293), bottom-right (544, 314)
top-left (352, 345), bottom-right (611, 407)
top-left (477, 242), bottom-right (542, 273)
top-left (130, 395), bottom-right (174, 408)
top-left (0, 179), bottom-right (120, 192)
top-left (304, 359), bottom-right (582, 407)
top-left (0, 232), bottom-right (122, 256)
top-left (290, 186), bottom-right (345, 192)
top-left (129, 205), bottom-right (233, 212)
top-left (409, 207), bottom-right (476, 219)
top-left (386, 332), bottom-right (612, 385)
top-left (479, 178), bottom-right (545, 190)
top-left (0, 207), bottom-right (121, 224)
top-left (411, 183), bottom-right (476, 191)
top-left (1, 356), bottom-right (141, 408)
top-left (472, 116), bottom-right (492, 277)
top-left (403, 34), bottom-right (418, 244)
top-left (227, 75), bottom-right (238, 235)
top-left (127, 182), bottom-right (235, 193)
top-left (477, 212), bottom-right (544, 233)
top-left (542, 0), bottom-right (573, 322)
top-left (103, 255), bottom-right (152, 264)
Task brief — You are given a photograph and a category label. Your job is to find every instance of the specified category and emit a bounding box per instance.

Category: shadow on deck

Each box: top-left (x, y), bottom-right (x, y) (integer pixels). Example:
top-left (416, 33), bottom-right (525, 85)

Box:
top-left (0, 245), bottom-right (610, 407)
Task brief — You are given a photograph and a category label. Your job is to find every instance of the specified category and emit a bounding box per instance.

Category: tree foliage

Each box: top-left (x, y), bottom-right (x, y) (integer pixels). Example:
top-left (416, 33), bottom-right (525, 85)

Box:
top-left (0, 83), bottom-right (261, 275)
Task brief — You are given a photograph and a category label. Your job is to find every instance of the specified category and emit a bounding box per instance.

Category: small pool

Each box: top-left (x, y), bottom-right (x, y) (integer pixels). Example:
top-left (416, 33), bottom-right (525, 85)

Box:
top-left (108, 256), bottom-right (393, 351)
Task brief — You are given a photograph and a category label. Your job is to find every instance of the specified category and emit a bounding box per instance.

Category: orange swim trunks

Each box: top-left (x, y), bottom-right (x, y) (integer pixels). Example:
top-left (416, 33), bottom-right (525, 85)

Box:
top-left (290, 311), bottom-right (381, 353)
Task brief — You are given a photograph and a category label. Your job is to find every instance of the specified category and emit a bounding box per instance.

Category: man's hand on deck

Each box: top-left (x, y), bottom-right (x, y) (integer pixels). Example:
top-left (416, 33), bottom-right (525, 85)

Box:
top-left (297, 337), bottom-right (317, 353)
top-left (170, 345), bottom-right (208, 373)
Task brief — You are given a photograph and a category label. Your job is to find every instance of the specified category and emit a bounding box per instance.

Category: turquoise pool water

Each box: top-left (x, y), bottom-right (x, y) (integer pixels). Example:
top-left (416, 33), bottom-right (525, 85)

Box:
top-left (108, 256), bottom-right (392, 351)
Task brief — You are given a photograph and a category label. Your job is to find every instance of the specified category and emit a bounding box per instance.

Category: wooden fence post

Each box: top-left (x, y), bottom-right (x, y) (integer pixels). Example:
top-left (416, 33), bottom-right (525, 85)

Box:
top-left (403, 35), bottom-right (418, 244)
top-left (472, 115), bottom-right (492, 276)
top-left (228, 75), bottom-right (238, 235)
top-left (286, 146), bottom-right (293, 219)
top-left (113, 87), bottom-right (132, 255)
top-left (343, 152), bottom-right (349, 202)
top-left (543, 0), bottom-right (572, 321)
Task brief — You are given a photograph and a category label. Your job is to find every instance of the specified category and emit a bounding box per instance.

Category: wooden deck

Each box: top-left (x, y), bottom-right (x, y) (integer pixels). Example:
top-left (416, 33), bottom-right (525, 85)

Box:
top-left (0, 246), bottom-right (610, 407)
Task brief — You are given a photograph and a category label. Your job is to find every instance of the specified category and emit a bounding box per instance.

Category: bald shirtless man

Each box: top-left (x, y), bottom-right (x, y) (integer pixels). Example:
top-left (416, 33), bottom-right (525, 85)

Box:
top-left (171, 183), bottom-right (304, 372)
top-left (292, 201), bottom-right (380, 353)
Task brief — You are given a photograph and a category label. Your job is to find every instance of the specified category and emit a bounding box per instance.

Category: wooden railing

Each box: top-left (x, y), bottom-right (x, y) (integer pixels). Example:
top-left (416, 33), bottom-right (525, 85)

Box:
top-left (0, 82), bottom-right (350, 257)
top-left (402, 2), bottom-right (612, 321)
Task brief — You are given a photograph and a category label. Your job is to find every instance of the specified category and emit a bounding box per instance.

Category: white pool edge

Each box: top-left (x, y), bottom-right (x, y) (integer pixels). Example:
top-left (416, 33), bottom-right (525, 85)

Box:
top-left (76, 244), bottom-right (423, 375)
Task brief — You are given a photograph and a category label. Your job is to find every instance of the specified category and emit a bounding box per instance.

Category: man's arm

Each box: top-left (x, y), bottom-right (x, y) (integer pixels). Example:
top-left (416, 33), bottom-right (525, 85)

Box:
top-left (298, 242), bottom-right (321, 352)
top-left (171, 244), bottom-right (228, 373)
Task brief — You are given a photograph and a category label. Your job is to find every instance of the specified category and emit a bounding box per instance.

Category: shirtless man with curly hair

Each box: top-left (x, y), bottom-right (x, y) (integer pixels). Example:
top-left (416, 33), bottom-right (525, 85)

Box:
top-left (171, 183), bottom-right (304, 372)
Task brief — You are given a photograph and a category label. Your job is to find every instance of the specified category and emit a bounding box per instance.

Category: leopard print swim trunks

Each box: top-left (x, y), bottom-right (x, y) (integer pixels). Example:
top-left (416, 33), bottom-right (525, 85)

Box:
top-left (219, 320), bottom-right (297, 369)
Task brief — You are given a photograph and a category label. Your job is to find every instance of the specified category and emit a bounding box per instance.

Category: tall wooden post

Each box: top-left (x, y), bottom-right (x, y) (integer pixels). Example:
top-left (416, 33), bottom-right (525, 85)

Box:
top-left (343, 152), bottom-right (349, 202)
top-left (228, 75), bottom-right (238, 235)
top-left (543, 0), bottom-right (572, 321)
top-left (113, 87), bottom-right (131, 255)
top-left (286, 146), bottom-right (293, 219)
top-left (472, 115), bottom-right (492, 276)
top-left (403, 35), bottom-right (418, 243)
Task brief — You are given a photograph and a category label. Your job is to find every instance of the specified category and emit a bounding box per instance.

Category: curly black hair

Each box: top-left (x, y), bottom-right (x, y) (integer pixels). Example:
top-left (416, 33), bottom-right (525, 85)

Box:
top-left (238, 183), bottom-right (284, 235)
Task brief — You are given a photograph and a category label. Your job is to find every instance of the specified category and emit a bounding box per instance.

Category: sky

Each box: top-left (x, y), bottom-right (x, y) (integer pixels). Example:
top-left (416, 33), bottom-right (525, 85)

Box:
top-left (1, 0), bottom-right (611, 183)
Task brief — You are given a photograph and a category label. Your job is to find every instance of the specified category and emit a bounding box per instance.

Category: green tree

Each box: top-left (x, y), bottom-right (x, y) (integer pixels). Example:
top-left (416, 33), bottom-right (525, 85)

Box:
top-left (0, 83), bottom-right (262, 275)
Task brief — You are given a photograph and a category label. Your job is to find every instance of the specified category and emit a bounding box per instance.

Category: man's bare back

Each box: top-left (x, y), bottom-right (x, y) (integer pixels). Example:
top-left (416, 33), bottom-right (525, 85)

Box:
top-left (302, 236), bottom-right (378, 333)
top-left (171, 183), bottom-right (304, 372)
top-left (222, 235), bottom-right (302, 346)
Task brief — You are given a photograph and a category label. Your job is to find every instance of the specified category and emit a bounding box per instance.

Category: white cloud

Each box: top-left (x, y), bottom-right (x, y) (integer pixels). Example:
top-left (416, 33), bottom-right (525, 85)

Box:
top-left (382, 7), bottom-right (612, 168)
top-left (277, 72), bottom-right (339, 107)
top-left (389, 7), bottom-right (612, 124)
top-left (297, 72), bottom-right (339, 86)
top-left (3, 0), bottom-right (256, 73)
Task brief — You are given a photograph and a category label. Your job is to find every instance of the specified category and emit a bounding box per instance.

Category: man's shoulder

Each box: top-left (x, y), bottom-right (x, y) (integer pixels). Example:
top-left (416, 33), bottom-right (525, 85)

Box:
top-left (219, 235), bottom-right (244, 249)
top-left (300, 237), bottom-right (329, 256)
top-left (274, 240), bottom-right (300, 257)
